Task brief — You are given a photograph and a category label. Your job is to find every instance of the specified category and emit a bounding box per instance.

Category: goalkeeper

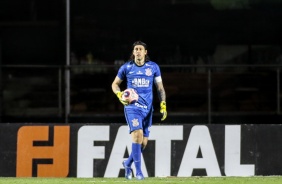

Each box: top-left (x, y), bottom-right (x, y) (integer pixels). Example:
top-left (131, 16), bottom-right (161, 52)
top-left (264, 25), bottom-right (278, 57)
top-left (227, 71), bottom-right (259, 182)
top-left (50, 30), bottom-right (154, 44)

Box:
top-left (111, 41), bottom-right (167, 180)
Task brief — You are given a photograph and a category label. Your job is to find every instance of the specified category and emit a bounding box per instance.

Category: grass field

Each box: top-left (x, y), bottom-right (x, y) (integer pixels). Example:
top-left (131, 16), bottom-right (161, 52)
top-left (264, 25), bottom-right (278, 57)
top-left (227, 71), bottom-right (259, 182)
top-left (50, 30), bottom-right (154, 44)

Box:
top-left (1, 176), bottom-right (282, 184)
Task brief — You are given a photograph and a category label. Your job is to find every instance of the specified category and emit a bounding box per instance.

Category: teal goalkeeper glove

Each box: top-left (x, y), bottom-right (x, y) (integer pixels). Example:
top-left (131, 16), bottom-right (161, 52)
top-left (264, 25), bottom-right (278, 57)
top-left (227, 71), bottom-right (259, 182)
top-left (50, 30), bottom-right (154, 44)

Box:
top-left (116, 91), bottom-right (129, 106)
top-left (160, 101), bottom-right (167, 121)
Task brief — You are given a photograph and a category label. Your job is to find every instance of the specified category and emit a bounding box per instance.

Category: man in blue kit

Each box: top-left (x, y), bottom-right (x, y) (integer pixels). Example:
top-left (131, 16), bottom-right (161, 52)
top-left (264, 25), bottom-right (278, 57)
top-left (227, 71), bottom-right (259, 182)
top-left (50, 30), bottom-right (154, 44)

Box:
top-left (111, 41), bottom-right (167, 180)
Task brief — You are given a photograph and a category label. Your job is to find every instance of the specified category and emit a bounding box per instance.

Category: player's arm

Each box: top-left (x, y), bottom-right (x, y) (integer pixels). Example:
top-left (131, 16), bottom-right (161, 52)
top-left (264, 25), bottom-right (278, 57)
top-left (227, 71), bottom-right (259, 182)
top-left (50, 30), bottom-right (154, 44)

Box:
top-left (111, 76), bottom-right (128, 105)
top-left (111, 76), bottom-right (123, 94)
top-left (155, 77), bottom-right (167, 121)
top-left (155, 81), bottom-right (166, 102)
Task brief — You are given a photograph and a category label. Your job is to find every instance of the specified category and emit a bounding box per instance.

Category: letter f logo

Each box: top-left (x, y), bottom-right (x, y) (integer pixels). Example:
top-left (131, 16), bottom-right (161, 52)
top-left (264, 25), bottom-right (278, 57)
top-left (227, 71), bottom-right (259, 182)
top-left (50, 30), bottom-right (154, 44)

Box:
top-left (16, 126), bottom-right (70, 177)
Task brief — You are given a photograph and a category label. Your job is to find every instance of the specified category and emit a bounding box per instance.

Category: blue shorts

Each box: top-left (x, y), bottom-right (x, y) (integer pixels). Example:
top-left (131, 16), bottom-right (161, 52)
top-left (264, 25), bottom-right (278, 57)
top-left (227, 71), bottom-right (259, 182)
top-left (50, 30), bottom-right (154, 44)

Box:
top-left (124, 107), bottom-right (153, 137)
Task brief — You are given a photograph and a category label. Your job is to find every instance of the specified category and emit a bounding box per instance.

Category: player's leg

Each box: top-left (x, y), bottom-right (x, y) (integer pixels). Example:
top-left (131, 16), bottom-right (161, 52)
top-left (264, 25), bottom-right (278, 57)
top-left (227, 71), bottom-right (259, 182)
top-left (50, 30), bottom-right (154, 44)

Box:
top-left (122, 109), bottom-right (136, 179)
top-left (134, 109), bottom-right (152, 180)
top-left (131, 129), bottom-right (144, 179)
top-left (125, 110), bottom-right (150, 166)
top-left (123, 109), bottom-right (144, 179)
top-left (124, 137), bottom-right (147, 168)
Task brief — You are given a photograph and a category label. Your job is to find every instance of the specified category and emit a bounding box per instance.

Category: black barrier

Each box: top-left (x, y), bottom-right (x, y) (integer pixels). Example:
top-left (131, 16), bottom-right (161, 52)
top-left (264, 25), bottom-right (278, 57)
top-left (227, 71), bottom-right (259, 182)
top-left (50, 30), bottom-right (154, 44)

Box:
top-left (1, 123), bottom-right (282, 177)
top-left (0, 64), bottom-right (281, 124)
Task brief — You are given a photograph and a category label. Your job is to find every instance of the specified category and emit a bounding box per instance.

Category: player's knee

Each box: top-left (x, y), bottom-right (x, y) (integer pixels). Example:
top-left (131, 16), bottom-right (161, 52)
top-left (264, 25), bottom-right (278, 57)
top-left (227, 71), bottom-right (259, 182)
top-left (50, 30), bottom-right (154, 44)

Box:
top-left (132, 129), bottom-right (143, 144)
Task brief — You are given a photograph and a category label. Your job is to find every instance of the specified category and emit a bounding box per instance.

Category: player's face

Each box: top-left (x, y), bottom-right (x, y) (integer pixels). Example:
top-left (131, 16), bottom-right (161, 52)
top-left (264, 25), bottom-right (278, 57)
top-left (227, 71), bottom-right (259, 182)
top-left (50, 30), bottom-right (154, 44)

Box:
top-left (133, 45), bottom-right (147, 61)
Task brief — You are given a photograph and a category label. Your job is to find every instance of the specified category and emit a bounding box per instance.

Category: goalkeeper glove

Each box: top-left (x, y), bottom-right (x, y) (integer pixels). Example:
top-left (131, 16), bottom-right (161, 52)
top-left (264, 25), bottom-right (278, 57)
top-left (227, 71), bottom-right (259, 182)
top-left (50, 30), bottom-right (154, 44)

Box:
top-left (160, 101), bottom-right (167, 121)
top-left (116, 91), bottom-right (129, 106)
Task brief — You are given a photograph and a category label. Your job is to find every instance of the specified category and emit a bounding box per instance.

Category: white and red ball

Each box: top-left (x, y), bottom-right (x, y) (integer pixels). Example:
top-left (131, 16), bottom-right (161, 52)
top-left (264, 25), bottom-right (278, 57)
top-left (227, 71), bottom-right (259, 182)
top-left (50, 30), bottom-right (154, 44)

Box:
top-left (122, 88), bottom-right (139, 104)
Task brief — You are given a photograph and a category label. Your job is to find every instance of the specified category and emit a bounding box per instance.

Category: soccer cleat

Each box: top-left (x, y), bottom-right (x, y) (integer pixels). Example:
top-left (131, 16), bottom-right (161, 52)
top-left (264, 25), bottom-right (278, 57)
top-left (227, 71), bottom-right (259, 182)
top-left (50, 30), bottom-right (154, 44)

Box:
top-left (122, 160), bottom-right (133, 180)
top-left (136, 172), bottom-right (144, 180)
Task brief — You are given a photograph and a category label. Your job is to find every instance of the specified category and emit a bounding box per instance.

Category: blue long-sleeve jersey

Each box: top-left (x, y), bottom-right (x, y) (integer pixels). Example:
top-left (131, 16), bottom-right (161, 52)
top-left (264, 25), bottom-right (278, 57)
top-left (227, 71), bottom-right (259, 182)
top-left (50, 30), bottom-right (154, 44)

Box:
top-left (117, 60), bottom-right (162, 112)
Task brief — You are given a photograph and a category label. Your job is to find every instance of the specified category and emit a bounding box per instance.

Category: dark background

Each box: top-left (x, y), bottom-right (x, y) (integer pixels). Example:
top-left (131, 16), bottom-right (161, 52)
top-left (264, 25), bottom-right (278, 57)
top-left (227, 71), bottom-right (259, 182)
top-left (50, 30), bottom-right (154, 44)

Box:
top-left (1, 0), bottom-right (282, 65)
top-left (0, 0), bottom-right (282, 123)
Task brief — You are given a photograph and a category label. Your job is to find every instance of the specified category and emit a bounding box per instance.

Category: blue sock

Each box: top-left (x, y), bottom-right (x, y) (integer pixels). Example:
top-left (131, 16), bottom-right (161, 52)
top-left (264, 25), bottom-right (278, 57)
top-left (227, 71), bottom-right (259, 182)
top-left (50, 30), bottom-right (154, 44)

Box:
top-left (131, 143), bottom-right (142, 174)
top-left (125, 145), bottom-right (144, 167)
top-left (125, 152), bottom-right (134, 167)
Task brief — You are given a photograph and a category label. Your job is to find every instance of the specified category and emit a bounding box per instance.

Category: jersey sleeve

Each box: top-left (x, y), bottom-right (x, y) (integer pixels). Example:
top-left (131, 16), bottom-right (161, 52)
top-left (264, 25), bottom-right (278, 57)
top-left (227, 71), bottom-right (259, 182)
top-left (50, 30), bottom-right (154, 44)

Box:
top-left (154, 63), bottom-right (161, 77)
top-left (117, 63), bottom-right (127, 80)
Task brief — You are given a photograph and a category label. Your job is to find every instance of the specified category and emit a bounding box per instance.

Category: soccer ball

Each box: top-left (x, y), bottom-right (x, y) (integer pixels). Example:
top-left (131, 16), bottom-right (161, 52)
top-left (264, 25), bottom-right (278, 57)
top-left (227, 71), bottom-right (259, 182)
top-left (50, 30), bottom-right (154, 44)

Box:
top-left (122, 88), bottom-right (139, 104)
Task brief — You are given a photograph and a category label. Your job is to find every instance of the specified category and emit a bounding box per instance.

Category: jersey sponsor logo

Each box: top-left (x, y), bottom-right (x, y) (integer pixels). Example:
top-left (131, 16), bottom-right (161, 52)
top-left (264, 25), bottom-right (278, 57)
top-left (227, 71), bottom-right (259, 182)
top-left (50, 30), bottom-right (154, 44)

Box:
top-left (134, 102), bottom-right (148, 109)
top-left (132, 78), bottom-right (150, 87)
top-left (132, 118), bottom-right (139, 127)
top-left (145, 68), bottom-right (152, 76)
